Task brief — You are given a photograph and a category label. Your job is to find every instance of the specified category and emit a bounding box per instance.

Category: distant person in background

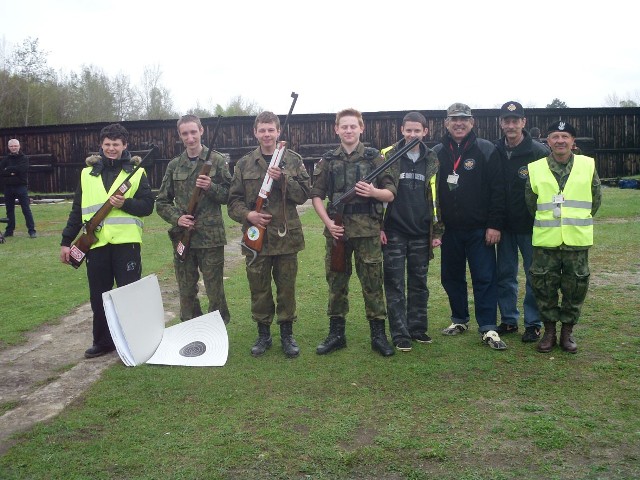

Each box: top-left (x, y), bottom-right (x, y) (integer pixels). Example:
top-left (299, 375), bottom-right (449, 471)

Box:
top-left (525, 120), bottom-right (601, 354)
top-left (494, 101), bottom-right (550, 343)
top-left (380, 111), bottom-right (442, 352)
top-left (529, 127), bottom-right (542, 142)
top-left (0, 139), bottom-right (37, 238)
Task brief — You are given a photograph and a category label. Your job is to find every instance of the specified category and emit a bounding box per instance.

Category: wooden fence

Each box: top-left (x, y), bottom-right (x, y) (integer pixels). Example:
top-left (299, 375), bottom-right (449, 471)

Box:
top-left (1, 107), bottom-right (638, 193)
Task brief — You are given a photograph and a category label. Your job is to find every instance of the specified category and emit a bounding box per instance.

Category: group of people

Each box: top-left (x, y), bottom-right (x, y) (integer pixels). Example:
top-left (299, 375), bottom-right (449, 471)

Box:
top-left (48, 101), bottom-right (600, 360)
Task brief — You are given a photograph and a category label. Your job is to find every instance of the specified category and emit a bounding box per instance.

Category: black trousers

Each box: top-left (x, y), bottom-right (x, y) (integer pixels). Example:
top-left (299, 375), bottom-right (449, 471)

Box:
top-left (86, 243), bottom-right (142, 348)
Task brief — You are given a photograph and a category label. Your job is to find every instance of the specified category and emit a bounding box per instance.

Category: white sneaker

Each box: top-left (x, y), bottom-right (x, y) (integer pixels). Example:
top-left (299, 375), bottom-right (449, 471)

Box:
top-left (482, 330), bottom-right (507, 350)
top-left (441, 323), bottom-right (469, 336)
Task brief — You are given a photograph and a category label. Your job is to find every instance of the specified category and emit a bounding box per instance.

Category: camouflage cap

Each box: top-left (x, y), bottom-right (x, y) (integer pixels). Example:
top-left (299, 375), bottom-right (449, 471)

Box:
top-left (447, 103), bottom-right (472, 117)
top-left (547, 120), bottom-right (577, 137)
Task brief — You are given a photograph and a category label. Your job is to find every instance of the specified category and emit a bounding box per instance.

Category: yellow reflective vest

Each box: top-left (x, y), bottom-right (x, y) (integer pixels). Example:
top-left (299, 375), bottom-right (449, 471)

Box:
top-left (528, 155), bottom-right (594, 247)
top-left (80, 167), bottom-right (145, 248)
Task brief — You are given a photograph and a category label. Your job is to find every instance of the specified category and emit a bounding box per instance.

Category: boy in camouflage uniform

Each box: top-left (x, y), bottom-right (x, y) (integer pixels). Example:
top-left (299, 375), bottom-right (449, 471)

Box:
top-left (228, 111), bottom-right (310, 358)
top-left (525, 121), bottom-right (601, 354)
top-left (311, 108), bottom-right (396, 357)
top-left (156, 114), bottom-right (231, 324)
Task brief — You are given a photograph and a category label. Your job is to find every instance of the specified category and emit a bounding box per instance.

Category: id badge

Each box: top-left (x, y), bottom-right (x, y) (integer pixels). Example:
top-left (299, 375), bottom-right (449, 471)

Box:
top-left (447, 172), bottom-right (459, 191)
top-left (553, 206), bottom-right (562, 218)
top-left (552, 194), bottom-right (565, 204)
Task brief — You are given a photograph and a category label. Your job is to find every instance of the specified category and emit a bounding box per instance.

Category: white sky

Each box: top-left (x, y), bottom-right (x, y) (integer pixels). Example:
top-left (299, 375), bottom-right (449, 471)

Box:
top-left (2, 0), bottom-right (639, 115)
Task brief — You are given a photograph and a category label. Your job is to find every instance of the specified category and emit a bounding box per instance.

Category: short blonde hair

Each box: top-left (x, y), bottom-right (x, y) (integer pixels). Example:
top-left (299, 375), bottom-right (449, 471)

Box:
top-left (335, 108), bottom-right (364, 128)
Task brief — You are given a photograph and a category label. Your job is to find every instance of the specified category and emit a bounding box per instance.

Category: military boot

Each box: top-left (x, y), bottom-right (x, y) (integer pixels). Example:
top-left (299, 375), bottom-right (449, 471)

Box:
top-left (251, 323), bottom-right (272, 357)
top-left (537, 322), bottom-right (557, 353)
top-left (280, 321), bottom-right (300, 358)
top-left (560, 323), bottom-right (578, 354)
top-left (369, 320), bottom-right (395, 357)
top-left (316, 316), bottom-right (346, 355)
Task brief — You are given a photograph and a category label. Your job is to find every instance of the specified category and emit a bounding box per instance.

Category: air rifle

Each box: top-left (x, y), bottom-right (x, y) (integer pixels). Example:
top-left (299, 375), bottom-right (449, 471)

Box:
top-left (241, 92), bottom-right (298, 265)
top-left (68, 145), bottom-right (157, 269)
top-left (330, 137), bottom-right (420, 272)
top-left (175, 115), bottom-right (224, 262)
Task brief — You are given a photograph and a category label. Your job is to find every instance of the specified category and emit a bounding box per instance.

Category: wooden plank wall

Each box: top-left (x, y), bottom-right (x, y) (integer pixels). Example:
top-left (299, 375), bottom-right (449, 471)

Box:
top-left (1, 107), bottom-right (638, 193)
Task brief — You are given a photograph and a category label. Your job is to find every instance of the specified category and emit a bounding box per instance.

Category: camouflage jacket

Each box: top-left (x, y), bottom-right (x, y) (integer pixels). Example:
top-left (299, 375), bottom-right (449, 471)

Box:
top-left (311, 142), bottom-right (397, 239)
top-left (228, 147), bottom-right (310, 255)
top-left (156, 147), bottom-right (231, 248)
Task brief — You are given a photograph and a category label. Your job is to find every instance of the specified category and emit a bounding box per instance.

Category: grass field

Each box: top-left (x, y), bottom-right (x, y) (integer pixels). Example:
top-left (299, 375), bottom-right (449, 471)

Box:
top-left (0, 187), bottom-right (639, 479)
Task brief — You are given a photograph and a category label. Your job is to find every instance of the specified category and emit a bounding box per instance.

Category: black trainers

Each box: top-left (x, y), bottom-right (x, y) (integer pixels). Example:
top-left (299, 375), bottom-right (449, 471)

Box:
top-left (495, 323), bottom-right (519, 335)
top-left (522, 326), bottom-right (541, 343)
top-left (84, 345), bottom-right (115, 359)
top-left (394, 339), bottom-right (412, 352)
top-left (411, 333), bottom-right (433, 344)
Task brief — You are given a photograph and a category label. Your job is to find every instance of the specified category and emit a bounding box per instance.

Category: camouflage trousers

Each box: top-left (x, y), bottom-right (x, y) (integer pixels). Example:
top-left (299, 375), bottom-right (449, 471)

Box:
top-left (529, 247), bottom-right (590, 325)
top-left (324, 235), bottom-right (386, 321)
top-left (173, 245), bottom-right (230, 324)
top-left (245, 253), bottom-right (298, 325)
top-left (383, 231), bottom-right (430, 342)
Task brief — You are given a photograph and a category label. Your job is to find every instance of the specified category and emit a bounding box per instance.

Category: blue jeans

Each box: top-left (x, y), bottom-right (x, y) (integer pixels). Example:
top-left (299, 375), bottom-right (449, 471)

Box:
top-left (496, 231), bottom-right (540, 328)
top-left (441, 228), bottom-right (497, 333)
top-left (3, 185), bottom-right (36, 235)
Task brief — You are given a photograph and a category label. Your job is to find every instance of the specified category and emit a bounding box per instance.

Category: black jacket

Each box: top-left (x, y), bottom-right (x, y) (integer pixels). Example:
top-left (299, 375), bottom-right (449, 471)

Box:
top-left (494, 130), bottom-right (550, 233)
top-left (434, 130), bottom-right (505, 231)
top-left (60, 150), bottom-right (155, 246)
top-left (0, 152), bottom-right (29, 188)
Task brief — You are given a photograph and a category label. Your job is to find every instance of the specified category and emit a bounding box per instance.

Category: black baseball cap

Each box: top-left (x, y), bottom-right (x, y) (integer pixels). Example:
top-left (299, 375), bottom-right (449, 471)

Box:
top-left (499, 101), bottom-right (525, 119)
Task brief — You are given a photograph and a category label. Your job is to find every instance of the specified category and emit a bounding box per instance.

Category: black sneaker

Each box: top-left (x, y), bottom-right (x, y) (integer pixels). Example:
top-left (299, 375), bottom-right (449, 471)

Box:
top-left (3, 231), bottom-right (13, 237)
top-left (84, 345), bottom-right (115, 359)
top-left (411, 333), bottom-right (433, 344)
top-left (522, 326), bottom-right (541, 343)
top-left (495, 323), bottom-right (519, 335)
top-left (394, 339), bottom-right (412, 352)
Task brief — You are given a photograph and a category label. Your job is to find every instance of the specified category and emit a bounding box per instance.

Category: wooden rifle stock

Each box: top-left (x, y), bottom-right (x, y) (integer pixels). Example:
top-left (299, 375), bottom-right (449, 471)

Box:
top-left (241, 92), bottom-right (298, 264)
top-left (329, 137), bottom-right (420, 272)
top-left (68, 145), bottom-right (157, 269)
top-left (175, 116), bottom-right (223, 262)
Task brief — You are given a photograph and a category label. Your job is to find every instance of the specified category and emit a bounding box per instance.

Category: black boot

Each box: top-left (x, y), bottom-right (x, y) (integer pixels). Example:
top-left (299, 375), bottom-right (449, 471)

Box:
top-left (370, 320), bottom-right (395, 357)
top-left (251, 323), bottom-right (272, 357)
top-left (280, 321), bottom-right (300, 358)
top-left (316, 316), bottom-right (346, 355)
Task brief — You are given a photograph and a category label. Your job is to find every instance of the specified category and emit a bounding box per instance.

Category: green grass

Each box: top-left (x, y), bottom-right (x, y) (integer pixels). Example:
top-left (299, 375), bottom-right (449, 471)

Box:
top-left (1, 190), bottom-right (639, 479)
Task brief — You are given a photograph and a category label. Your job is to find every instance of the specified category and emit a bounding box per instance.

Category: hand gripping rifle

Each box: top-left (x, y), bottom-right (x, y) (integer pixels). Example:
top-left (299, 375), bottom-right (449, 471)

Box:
top-left (175, 115), bottom-right (224, 262)
top-left (241, 92), bottom-right (298, 265)
top-left (330, 137), bottom-right (420, 272)
top-left (68, 145), bottom-right (157, 269)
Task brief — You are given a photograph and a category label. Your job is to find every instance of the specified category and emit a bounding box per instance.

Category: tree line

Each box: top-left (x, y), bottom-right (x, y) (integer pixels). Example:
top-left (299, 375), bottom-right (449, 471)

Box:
top-left (0, 37), bottom-right (262, 128)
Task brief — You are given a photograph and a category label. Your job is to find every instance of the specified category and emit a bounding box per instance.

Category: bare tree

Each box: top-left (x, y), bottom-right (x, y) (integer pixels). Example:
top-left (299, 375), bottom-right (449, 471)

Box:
top-left (6, 37), bottom-right (55, 126)
top-left (136, 65), bottom-right (176, 119)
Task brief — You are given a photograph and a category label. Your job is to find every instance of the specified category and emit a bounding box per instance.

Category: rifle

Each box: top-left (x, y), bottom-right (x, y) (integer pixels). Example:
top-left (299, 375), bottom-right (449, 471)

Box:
top-left (241, 92), bottom-right (298, 265)
top-left (175, 115), bottom-right (224, 262)
top-left (68, 145), bottom-right (157, 269)
top-left (330, 137), bottom-right (420, 272)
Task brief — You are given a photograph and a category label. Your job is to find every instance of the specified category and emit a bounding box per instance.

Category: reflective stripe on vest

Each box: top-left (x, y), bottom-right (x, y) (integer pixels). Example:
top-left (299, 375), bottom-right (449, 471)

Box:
top-left (528, 155), bottom-right (594, 247)
top-left (80, 167), bottom-right (145, 248)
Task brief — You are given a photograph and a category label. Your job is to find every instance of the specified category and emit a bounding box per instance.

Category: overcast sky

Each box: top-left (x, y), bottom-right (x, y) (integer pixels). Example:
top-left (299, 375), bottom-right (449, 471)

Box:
top-left (2, 0), bottom-right (639, 116)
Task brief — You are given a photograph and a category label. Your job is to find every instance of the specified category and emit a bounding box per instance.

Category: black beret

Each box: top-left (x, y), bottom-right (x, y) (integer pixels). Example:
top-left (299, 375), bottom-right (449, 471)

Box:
top-left (547, 120), bottom-right (577, 137)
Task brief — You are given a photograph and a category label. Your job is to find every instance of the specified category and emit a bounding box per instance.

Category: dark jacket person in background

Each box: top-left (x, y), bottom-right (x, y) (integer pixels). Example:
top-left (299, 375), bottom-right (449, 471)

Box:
top-left (1, 139), bottom-right (37, 238)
